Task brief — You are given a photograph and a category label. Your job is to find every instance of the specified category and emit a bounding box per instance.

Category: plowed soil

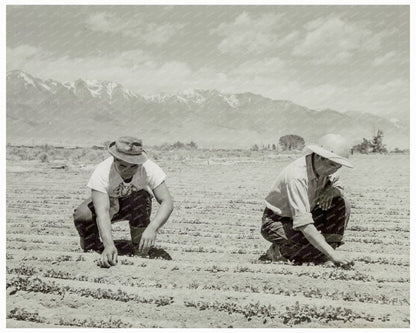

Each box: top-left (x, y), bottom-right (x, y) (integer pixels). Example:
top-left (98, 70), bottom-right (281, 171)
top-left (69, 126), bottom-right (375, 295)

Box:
top-left (6, 153), bottom-right (410, 328)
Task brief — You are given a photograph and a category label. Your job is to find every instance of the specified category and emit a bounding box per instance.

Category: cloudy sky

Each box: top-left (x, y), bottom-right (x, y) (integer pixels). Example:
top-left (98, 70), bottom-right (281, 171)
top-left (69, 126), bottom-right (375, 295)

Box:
top-left (6, 4), bottom-right (410, 121)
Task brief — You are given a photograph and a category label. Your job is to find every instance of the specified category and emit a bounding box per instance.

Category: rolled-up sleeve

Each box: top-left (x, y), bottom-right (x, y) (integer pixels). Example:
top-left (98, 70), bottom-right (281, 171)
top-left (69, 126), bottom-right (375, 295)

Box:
top-left (87, 165), bottom-right (108, 194)
top-left (144, 160), bottom-right (167, 190)
top-left (286, 179), bottom-right (314, 230)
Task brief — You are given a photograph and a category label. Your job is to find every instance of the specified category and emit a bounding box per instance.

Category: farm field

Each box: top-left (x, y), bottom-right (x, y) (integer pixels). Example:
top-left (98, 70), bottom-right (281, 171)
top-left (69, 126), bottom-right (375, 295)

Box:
top-left (5, 149), bottom-right (410, 328)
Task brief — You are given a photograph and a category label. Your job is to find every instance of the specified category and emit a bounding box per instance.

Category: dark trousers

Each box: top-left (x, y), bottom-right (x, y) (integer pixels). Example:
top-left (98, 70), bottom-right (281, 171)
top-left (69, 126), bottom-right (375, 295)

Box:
top-left (73, 190), bottom-right (152, 251)
top-left (260, 196), bottom-right (350, 262)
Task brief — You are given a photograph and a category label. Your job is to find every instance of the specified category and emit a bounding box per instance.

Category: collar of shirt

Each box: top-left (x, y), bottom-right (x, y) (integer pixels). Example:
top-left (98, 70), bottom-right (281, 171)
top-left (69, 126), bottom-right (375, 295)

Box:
top-left (111, 162), bottom-right (139, 184)
top-left (306, 154), bottom-right (320, 181)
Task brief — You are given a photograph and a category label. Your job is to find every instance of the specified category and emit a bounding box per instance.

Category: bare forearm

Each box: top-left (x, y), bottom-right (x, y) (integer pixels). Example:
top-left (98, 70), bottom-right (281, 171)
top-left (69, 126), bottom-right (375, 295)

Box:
top-left (299, 224), bottom-right (336, 259)
top-left (96, 216), bottom-right (114, 247)
top-left (148, 201), bottom-right (173, 231)
top-left (331, 186), bottom-right (342, 197)
top-left (322, 185), bottom-right (342, 198)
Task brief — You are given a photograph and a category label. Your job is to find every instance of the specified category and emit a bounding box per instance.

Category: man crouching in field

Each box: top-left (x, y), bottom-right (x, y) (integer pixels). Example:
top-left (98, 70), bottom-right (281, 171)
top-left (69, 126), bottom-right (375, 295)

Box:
top-left (73, 136), bottom-right (174, 267)
top-left (259, 134), bottom-right (354, 267)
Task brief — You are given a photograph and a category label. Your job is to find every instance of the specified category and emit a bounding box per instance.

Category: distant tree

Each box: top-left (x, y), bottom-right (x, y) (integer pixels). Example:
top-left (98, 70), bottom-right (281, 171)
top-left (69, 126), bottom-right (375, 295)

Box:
top-left (371, 129), bottom-right (387, 153)
top-left (279, 135), bottom-right (305, 151)
top-left (272, 144), bottom-right (276, 150)
top-left (40, 144), bottom-right (51, 153)
top-left (172, 141), bottom-right (186, 149)
top-left (352, 138), bottom-right (371, 154)
top-left (391, 147), bottom-right (404, 154)
top-left (251, 144), bottom-right (259, 151)
top-left (352, 129), bottom-right (387, 154)
top-left (155, 141), bottom-right (199, 150)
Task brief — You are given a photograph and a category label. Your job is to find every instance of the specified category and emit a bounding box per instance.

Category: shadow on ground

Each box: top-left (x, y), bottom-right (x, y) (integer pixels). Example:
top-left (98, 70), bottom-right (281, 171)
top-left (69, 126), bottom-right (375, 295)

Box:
top-left (112, 239), bottom-right (172, 260)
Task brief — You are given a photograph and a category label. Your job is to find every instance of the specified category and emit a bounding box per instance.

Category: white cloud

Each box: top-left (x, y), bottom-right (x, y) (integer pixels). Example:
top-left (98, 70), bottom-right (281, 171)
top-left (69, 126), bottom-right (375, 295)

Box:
top-left (276, 31), bottom-right (300, 48)
top-left (372, 51), bottom-right (397, 66)
top-left (85, 12), bottom-right (126, 33)
top-left (362, 79), bottom-right (407, 99)
top-left (85, 12), bottom-right (181, 46)
top-left (293, 16), bottom-right (386, 65)
top-left (6, 42), bottom-right (408, 120)
top-left (6, 45), bottom-right (51, 73)
top-left (6, 45), bottom-right (43, 65)
top-left (117, 49), bottom-right (151, 67)
top-left (212, 11), bottom-right (288, 55)
top-left (6, 44), bottom-right (195, 94)
top-left (292, 83), bottom-right (347, 110)
top-left (140, 23), bottom-right (182, 46)
top-left (230, 57), bottom-right (285, 77)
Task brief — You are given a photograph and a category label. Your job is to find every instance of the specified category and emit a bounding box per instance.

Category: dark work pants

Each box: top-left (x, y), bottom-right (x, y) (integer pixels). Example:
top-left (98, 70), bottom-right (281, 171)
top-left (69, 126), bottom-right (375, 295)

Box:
top-left (73, 190), bottom-right (152, 251)
top-left (260, 196), bottom-right (350, 263)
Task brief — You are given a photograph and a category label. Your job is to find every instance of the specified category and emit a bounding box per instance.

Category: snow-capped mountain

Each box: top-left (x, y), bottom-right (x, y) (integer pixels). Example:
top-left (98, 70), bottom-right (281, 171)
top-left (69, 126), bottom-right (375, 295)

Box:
top-left (6, 70), bottom-right (409, 149)
top-left (7, 70), bottom-right (139, 103)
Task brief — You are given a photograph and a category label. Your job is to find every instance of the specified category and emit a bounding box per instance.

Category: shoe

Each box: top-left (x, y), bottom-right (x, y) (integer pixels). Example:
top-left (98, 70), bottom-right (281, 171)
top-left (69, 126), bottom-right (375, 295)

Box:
top-left (132, 247), bottom-right (172, 260)
top-left (259, 244), bottom-right (286, 262)
top-left (148, 247), bottom-right (172, 260)
top-left (268, 243), bottom-right (286, 262)
top-left (258, 253), bottom-right (271, 262)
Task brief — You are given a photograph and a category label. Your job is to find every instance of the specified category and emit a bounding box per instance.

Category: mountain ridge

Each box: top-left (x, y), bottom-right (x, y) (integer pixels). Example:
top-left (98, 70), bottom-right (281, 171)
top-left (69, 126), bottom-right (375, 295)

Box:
top-left (6, 69), bottom-right (409, 149)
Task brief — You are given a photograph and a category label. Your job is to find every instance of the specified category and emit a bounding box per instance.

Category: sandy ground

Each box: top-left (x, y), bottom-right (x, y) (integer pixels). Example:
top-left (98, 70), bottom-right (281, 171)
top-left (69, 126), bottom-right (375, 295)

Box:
top-left (6, 153), bottom-right (410, 328)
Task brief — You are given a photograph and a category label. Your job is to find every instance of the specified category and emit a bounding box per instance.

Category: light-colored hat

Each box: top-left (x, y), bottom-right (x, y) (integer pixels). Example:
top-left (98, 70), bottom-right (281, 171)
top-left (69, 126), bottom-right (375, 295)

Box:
top-left (306, 134), bottom-right (353, 168)
top-left (108, 136), bottom-right (148, 164)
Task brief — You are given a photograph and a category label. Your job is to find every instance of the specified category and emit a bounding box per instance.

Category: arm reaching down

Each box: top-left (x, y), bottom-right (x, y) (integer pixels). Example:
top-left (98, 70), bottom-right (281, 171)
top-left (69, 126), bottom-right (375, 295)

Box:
top-left (298, 223), bottom-right (354, 266)
top-left (138, 182), bottom-right (174, 254)
top-left (91, 190), bottom-right (118, 267)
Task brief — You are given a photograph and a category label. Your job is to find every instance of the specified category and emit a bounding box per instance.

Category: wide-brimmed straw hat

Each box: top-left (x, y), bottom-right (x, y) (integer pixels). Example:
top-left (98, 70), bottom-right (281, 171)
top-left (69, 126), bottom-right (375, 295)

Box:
top-left (108, 136), bottom-right (148, 164)
top-left (306, 134), bottom-right (353, 168)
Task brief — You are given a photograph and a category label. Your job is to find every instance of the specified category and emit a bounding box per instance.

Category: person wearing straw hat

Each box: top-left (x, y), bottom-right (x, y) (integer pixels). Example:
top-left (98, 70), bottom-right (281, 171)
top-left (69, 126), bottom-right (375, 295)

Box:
top-left (259, 134), bottom-right (354, 267)
top-left (73, 136), bottom-right (174, 267)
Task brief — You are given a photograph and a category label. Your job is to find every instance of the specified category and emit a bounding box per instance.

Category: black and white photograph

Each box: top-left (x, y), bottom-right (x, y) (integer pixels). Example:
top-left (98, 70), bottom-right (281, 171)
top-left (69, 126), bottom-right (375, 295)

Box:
top-left (3, 0), bottom-right (413, 329)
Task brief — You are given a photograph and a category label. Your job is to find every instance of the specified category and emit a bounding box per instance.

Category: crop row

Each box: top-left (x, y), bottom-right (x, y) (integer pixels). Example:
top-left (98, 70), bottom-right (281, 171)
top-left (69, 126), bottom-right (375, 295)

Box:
top-left (8, 247), bottom-right (409, 268)
top-left (354, 255), bottom-right (409, 266)
top-left (57, 317), bottom-right (133, 328)
top-left (7, 254), bottom-right (407, 283)
top-left (8, 237), bottom-right (407, 265)
top-left (7, 266), bottom-right (408, 306)
top-left (8, 228), bottom-right (409, 250)
top-left (7, 307), bottom-right (135, 328)
top-left (206, 265), bottom-right (380, 282)
top-left (13, 276), bottom-right (392, 327)
top-left (195, 283), bottom-right (407, 306)
top-left (348, 225), bottom-right (409, 232)
top-left (7, 307), bottom-right (44, 323)
top-left (7, 276), bottom-right (174, 307)
top-left (6, 213), bottom-right (408, 232)
top-left (345, 236), bottom-right (407, 246)
top-left (169, 242), bottom-right (408, 256)
top-left (183, 300), bottom-right (391, 326)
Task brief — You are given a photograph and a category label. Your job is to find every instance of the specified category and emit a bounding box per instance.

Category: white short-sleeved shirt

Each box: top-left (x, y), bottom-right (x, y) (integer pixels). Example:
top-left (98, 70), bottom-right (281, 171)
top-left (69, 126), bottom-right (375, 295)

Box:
top-left (265, 154), bottom-right (343, 230)
top-left (87, 156), bottom-right (166, 217)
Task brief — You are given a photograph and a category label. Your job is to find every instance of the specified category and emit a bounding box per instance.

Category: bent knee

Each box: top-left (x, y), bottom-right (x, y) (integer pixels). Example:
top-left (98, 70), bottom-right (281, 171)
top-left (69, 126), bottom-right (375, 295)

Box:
top-left (73, 207), bottom-right (86, 224)
top-left (73, 199), bottom-right (93, 223)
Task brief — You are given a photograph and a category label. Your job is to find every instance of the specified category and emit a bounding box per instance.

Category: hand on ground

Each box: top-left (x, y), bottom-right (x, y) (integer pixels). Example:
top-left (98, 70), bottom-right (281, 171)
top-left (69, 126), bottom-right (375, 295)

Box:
top-left (99, 244), bottom-right (118, 268)
top-left (330, 252), bottom-right (354, 268)
top-left (138, 225), bottom-right (157, 255)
